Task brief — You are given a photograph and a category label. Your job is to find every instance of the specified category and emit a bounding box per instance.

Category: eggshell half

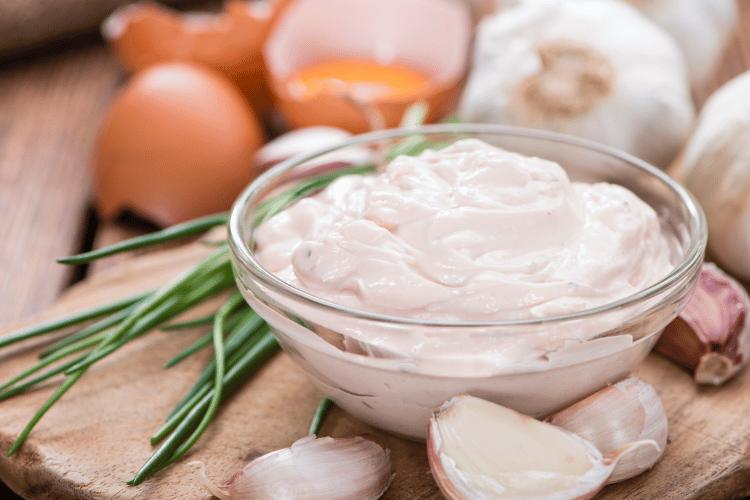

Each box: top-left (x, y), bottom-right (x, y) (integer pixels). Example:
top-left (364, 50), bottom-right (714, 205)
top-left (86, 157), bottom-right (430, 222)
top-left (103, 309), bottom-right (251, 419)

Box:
top-left (92, 62), bottom-right (265, 226)
top-left (102, 0), bottom-right (294, 115)
top-left (263, 0), bottom-right (472, 132)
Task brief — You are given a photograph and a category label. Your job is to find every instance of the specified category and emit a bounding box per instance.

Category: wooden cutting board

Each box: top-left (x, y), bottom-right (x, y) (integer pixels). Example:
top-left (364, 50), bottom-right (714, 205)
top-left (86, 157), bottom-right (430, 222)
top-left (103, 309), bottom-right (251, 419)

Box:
top-left (1, 234), bottom-right (749, 500)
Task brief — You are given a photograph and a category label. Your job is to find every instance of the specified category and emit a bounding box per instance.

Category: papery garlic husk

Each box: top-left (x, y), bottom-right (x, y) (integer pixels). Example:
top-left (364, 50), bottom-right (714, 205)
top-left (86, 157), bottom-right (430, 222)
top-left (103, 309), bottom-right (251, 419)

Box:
top-left (427, 394), bottom-right (659, 500)
top-left (458, 0), bottom-right (694, 170)
top-left (253, 126), bottom-right (353, 172)
top-left (622, 0), bottom-right (738, 95)
top-left (672, 70), bottom-right (750, 282)
top-left (655, 262), bottom-right (750, 386)
top-left (191, 434), bottom-right (393, 500)
top-left (545, 377), bottom-right (667, 483)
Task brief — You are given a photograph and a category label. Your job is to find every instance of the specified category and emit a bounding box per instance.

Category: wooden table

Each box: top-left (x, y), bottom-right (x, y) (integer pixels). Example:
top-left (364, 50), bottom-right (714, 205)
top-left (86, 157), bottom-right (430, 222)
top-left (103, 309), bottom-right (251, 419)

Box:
top-left (2, 3), bottom-right (750, 499)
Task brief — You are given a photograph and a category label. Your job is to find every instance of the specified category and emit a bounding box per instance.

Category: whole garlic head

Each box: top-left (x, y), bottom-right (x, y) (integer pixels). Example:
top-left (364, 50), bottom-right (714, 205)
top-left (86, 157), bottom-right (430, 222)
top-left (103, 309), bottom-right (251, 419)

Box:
top-left (458, 0), bottom-right (695, 169)
top-left (623, 0), bottom-right (738, 95)
top-left (673, 70), bottom-right (750, 282)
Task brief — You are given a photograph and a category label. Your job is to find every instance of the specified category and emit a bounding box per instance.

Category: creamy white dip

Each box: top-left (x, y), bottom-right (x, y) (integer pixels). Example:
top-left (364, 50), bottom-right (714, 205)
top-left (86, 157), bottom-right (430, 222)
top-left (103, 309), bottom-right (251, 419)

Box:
top-left (254, 139), bottom-right (673, 322)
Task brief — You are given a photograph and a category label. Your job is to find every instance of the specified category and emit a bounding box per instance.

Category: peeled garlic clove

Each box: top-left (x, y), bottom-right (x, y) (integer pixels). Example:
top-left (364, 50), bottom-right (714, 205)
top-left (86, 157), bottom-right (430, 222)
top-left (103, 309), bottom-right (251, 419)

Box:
top-left (655, 262), bottom-right (750, 386)
top-left (191, 434), bottom-right (392, 500)
top-left (545, 377), bottom-right (667, 483)
top-left (427, 394), bottom-right (656, 500)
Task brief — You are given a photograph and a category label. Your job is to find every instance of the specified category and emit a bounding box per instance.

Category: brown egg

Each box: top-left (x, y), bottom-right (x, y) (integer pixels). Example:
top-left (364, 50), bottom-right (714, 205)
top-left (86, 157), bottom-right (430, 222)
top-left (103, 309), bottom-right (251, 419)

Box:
top-left (92, 62), bottom-right (265, 226)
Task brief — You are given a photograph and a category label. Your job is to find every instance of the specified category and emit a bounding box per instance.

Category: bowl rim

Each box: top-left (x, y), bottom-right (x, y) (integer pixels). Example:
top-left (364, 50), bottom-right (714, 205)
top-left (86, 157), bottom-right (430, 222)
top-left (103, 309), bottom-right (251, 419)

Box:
top-left (229, 123), bottom-right (707, 328)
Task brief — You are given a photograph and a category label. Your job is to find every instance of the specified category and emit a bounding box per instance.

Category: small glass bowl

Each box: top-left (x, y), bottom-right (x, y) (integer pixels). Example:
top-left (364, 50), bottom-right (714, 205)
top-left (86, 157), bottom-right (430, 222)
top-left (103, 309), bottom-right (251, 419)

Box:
top-left (228, 124), bottom-right (706, 440)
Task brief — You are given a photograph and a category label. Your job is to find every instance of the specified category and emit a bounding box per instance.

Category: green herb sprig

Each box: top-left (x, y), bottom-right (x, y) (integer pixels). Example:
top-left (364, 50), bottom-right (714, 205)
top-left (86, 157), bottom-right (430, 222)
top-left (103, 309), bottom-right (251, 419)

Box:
top-left (0, 161), bottom-right (374, 484)
top-left (0, 105), bottom-right (439, 484)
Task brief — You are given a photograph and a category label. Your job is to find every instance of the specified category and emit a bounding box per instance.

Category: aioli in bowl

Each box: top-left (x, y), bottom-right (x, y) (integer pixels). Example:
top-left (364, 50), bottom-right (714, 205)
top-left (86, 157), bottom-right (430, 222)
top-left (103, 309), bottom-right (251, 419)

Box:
top-left (229, 125), bottom-right (706, 439)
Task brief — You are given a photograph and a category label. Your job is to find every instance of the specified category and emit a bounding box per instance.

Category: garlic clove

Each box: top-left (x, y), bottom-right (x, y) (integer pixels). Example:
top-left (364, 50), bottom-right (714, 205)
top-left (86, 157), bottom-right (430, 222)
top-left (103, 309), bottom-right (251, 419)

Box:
top-left (545, 377), bottom-right (667, 483)
top-left (655, 262), bottom-right (750, 386)
top-left (427, 394), bottom-right (657, 500)
top-left (191, 434), bottom-right (393, 500)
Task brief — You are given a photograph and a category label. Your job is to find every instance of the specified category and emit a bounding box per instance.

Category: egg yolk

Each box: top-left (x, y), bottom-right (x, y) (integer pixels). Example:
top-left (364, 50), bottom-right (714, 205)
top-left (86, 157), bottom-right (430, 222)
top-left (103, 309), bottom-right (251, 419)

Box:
top-left (288, 59), bottom-right (428, 101)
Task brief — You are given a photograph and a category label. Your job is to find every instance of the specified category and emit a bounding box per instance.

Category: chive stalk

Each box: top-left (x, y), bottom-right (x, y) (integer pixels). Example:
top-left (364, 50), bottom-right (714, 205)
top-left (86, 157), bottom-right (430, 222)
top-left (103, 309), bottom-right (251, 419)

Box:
top-left (129, 329), bottom-right (279, 485)
top-left (161, 309), bottom-right (265, 425)
top-left (39, 303), bottom-right (138, 358)
top-left (6, 368), bottom-right (87, 455)
top-left (161, 310), bottom-right (246, 368)
top-left (0, 291), bottom-right (151, 349)
top-left (160, 312), bottom-right (217, 331)
top-left (57, 213), bottom-right (229, 265)
top-left (0, 155), bottom-right (422, 483)
top-left (309, 397), bottom-right (334, 435)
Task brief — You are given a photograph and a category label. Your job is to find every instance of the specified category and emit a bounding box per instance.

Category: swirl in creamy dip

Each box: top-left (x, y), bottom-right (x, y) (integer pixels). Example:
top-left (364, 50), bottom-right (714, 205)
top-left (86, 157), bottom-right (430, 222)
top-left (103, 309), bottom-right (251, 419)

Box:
top-left (253, 139), bottom-right (674, 322)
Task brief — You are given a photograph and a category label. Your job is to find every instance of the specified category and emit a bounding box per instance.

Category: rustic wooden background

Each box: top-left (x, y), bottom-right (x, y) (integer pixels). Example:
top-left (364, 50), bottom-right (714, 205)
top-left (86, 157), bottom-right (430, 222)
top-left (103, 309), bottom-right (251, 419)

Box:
top-left (1, 1), bottom-right (750, 499)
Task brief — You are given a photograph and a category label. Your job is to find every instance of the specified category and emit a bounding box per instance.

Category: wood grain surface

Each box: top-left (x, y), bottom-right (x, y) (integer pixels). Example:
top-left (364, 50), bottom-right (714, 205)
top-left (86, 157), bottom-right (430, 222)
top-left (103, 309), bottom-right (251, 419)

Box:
top-left (1, 1), bottom-right (750, 499)
top-left (2, 232), bottom-right (750, 500)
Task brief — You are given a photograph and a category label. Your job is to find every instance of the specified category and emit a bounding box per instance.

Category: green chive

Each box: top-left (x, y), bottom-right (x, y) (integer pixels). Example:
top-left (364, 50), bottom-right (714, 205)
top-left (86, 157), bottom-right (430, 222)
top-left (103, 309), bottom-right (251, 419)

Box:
top-left (308, 397), bottom-right (334, 435)
top-left (163, 301), bottom-right (247, 369)
top-left (160, 313), bottom-right (217, 331)
top-left (57, 213), bottom-right (229, 265)
top-left (129, 329), bottom-right (279, 485)
top-left (160, 309), bottom-right (264, 428)
top-left (0, 355), bottom-right (87, 401)
top-left (63, 249), bottom-right (232, 374)
top-left (39, 304), bottom-right (138, 358)
top-left (0, 330), bottom-right (107, 394)
top-left (0, 291), bottom-right (150, 349)
top-left (6, 367), bottom-right (87, 456)
top-left (163, 292), bottom-right (244, 467)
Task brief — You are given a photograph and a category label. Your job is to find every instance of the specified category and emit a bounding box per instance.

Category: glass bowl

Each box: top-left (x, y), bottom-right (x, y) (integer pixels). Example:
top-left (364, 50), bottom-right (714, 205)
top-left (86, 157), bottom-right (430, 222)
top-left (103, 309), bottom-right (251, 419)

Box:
top-left (228, 124), bottom-right (707, 440)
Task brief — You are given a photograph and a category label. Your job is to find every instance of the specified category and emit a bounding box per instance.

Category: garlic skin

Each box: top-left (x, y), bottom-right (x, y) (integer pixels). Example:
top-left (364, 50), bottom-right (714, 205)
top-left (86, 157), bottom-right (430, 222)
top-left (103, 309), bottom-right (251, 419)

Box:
top-left (655, 262), bottom-right (750, 386)
top-left (458, 0), bottom-right (695, 170)
top-left (192, 434), bottom-right (393, 500)
top-left (673, 70), bottom-right (750, 282)
top-left (254, 126), bottom-right (353, 172)
top-left (623, 0), bottom-right (738, 94)
top-left (427, 394), bottom-right (658, 500)
top-left (545, 377), bottom-right (667, 483)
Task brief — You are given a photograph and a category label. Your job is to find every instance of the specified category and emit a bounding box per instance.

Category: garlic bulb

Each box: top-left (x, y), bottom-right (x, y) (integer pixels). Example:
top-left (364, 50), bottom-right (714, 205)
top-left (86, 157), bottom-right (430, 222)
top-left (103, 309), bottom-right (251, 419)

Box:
top-left (672, 70), bottom-right (750, 281)
top-left (192, 434), bottom-right (393, 500)
top-left (545, 377), bottom-right (667, 483)
top-left (427, 394), bottom-right (659, 500)
top-left (458, 0), bottom-right (695, 170)
top-left (623, 0), bottom-right (738, 95)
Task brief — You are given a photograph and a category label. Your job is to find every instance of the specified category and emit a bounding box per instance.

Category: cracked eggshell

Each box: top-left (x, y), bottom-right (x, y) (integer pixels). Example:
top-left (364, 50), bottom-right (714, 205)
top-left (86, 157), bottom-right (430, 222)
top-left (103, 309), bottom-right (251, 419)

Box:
top-left (102, 0), bottom-right (294, 115)
top-left (92, 62), bottom-right (265, 226)
top-left (263, 0), bottom-right (472, 132)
